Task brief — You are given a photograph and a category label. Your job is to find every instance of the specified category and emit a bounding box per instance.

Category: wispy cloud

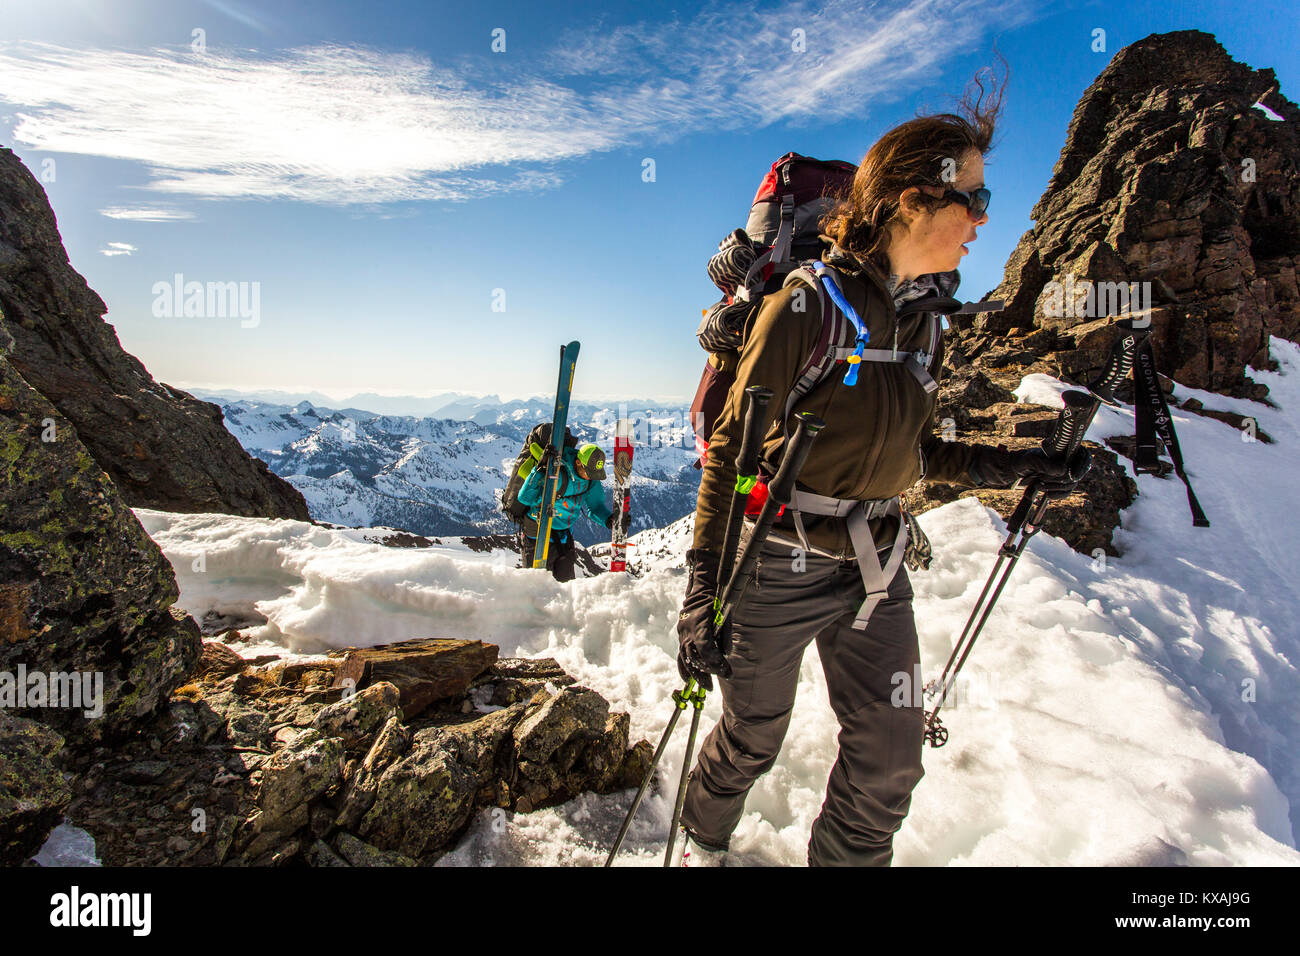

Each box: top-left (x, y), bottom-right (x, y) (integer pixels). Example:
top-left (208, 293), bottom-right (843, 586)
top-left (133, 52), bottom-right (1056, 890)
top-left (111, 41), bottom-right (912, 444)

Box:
top-left (0, 0), bottom-right (1033, 205)
top-left (100, 241), bottom-right (137, 256)
top-left (99, 206), bottom-right (197, 222)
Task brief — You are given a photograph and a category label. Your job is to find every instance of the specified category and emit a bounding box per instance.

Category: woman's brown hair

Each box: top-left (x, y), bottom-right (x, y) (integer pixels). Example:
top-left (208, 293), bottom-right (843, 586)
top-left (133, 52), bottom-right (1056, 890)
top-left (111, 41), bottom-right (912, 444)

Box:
top-left (822, 53), bottom-right (1009, 274)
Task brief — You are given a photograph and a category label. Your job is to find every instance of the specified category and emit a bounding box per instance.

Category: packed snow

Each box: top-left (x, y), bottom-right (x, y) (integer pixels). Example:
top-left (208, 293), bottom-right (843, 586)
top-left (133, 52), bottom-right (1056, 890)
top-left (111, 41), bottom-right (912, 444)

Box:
top-left (126, 338), bottom-right (1300, 866)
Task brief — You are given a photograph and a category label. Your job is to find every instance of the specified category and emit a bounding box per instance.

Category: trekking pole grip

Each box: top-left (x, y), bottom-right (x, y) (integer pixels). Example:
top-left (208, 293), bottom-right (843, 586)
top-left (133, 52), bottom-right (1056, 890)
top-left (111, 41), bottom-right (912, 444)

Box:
top-left (735, 386), bottom-right (774, 479)
top-left (1041, 389), bottom-right (1101, 462)
top-left (769, 412), bottom-right (825, 504)
top-left (1089, 318), bottom-right (1152, 404)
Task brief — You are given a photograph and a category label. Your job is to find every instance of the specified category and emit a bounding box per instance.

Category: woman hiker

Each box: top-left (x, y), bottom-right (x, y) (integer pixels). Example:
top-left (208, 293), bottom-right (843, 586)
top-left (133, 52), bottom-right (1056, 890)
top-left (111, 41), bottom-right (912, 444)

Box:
top-left (674, 71), bottom-right (1091, 866)
top-left (517, 442), bottom-right (627, 582)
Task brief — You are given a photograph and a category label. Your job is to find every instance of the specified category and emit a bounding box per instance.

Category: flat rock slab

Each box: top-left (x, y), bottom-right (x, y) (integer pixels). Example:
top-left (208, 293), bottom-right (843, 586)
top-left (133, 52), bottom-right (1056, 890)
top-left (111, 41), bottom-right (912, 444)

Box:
top-left (331, 639), bottom-right (499, 720)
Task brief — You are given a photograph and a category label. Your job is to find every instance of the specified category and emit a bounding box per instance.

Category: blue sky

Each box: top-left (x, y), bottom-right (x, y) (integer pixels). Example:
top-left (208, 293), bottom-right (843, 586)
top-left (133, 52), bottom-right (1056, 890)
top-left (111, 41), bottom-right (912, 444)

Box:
top-left (1, 0), bottom-right (1296, 404)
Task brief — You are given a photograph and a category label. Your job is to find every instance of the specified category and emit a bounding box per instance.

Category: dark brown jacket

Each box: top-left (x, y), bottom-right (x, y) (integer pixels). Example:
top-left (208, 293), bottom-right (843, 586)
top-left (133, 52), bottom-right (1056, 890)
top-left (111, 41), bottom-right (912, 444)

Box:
top-left (693, 240), bottom-right (991, 559)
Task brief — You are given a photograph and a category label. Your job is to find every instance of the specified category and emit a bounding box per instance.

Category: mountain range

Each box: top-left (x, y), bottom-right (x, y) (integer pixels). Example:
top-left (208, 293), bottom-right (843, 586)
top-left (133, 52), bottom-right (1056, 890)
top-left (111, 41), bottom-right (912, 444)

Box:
top-left (198, 390), bottom-right (703, 546)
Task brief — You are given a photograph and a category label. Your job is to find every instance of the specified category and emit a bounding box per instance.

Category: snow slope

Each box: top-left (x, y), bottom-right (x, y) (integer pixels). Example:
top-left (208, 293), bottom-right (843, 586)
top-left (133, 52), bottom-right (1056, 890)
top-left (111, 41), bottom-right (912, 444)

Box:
top-left (132, 338), bottom-right (1300, 866)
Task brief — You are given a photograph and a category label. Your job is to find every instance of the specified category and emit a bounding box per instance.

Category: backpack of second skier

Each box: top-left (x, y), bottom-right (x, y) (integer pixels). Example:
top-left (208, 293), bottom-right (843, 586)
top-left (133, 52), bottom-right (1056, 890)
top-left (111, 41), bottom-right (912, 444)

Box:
top-left (501, 422), bottom-right (577, 533)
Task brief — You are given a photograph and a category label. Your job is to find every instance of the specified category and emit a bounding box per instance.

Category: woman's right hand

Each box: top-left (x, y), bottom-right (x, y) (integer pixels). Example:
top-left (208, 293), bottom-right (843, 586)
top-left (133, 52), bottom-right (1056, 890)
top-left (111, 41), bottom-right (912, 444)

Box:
top-left (676, 549), bottom-right (733, 691)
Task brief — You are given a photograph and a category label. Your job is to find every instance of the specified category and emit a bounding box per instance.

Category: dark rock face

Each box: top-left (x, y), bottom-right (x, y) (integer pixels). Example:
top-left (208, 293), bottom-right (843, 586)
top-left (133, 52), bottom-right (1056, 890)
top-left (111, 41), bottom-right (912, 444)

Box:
top-left (958, 30), bottom-right (1299, 397)
top-left (0, 147), bottom-right (309, 519)
top-left (0, 347), bottom-right (201, 743)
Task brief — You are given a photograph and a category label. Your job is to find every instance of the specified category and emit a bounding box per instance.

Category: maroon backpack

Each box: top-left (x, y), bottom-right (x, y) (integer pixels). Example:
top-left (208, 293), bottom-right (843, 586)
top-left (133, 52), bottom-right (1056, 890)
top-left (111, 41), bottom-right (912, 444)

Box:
top-left (689, 152), bottom-right (857, 467)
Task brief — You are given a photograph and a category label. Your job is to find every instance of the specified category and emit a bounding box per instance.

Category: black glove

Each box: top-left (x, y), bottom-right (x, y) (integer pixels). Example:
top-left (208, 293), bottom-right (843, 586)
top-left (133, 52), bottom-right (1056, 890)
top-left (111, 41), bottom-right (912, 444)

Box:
top-left (970, 445), bottom-right (1092, 496)
top-left (676, 549), bottom-right (732, 692)
top-left (605, 509), bottom-right (631, 534)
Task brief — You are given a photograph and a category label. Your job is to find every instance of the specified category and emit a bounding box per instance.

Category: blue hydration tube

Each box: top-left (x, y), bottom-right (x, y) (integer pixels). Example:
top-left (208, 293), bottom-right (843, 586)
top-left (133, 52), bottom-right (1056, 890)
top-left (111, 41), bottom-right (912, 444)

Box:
top-left (812, 261), bottom-right (870, 386)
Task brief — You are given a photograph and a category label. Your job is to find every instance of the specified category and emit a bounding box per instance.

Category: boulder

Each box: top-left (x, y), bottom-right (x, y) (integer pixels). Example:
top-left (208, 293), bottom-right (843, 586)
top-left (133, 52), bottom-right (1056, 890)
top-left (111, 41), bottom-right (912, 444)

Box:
top-left (334, 715), bottom-right (411, 830)
top-left (359, 703), bottom-right (526, 857)
top-left (0, 712), bottom-right (71, 864)
top-left (332, 639), bottom-right (499, 720)
top-left (256, 731), bottom-right (345, 831)
top-left (312, 681), bottom-right (401, 749)
top-left (333, 831), bottom-right (415, 867)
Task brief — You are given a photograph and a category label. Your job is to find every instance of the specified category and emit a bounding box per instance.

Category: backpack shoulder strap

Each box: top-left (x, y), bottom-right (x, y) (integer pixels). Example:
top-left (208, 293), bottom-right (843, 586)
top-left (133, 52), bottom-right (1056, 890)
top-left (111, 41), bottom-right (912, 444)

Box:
top-left (780, 262), bottom-right (855, 424)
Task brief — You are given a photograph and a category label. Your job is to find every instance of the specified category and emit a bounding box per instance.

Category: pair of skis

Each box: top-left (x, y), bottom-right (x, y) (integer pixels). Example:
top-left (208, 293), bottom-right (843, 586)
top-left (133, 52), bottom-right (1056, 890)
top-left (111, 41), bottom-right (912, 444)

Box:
top-left (531, 341), bottom-right (634, 574)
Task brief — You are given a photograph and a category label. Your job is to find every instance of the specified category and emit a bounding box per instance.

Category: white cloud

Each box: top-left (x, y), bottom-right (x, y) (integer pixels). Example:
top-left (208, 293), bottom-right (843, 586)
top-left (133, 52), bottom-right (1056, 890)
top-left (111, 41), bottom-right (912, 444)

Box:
top-left (100, 241), bottom-right (137, 256)
top-left (0, 0), bottom-right (1033, 205)
top-left (99, 206), bottom-right (197, 222)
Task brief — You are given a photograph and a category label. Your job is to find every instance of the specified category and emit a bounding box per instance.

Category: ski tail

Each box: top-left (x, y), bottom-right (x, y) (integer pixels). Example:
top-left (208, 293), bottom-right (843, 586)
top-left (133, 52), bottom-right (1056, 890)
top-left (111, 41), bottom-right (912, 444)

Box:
top-left (610, 417), bottom-right (633, 572)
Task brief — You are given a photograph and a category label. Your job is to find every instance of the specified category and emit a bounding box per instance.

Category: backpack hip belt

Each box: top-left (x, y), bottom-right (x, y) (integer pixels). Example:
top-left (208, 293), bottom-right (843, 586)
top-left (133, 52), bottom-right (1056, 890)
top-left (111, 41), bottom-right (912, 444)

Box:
top-left (782, 490), bottom-right (910, 631)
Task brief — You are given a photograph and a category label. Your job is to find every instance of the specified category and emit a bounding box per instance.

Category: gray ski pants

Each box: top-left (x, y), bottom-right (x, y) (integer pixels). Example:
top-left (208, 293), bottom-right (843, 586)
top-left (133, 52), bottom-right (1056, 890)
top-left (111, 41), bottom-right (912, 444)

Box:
top-left (678, 536), bottom-right (925, 866)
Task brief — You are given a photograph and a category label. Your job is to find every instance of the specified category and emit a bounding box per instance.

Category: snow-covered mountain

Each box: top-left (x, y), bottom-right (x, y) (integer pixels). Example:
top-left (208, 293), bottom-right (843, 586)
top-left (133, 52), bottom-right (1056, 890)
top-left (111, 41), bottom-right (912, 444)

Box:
top-left (209, 394), bottom-right (702, 544)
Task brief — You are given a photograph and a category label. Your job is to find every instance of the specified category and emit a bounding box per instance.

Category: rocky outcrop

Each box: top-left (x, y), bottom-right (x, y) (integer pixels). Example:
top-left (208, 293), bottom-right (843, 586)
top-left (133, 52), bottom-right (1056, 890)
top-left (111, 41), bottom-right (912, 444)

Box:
top-left (60, 640), bottom-right (653, 866)
top-left (0, 146), bottom-right (309, 519)
top-left (0, 342), bottom-right (201, 743)
top-left (957, 30), bottom-right (1299, 397)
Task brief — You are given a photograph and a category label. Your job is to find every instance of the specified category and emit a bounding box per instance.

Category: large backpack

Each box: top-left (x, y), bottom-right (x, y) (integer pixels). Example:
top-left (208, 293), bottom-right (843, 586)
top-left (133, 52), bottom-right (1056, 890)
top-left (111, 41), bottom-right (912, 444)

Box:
top-left (689, 152), bottom-right (856, 466)
top-left (501, 422), bottom-right (577, 532)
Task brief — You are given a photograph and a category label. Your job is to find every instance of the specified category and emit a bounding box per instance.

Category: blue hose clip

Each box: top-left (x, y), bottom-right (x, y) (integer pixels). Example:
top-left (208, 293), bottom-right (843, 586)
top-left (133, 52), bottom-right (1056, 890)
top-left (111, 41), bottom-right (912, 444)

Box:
top-left (812, 261), bottom-right (869, 386)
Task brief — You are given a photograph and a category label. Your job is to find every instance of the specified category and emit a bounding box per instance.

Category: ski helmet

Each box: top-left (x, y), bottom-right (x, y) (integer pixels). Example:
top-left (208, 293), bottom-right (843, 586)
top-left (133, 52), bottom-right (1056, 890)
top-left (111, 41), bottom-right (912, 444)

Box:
top-left (576, 443), bottom-right (607, 480)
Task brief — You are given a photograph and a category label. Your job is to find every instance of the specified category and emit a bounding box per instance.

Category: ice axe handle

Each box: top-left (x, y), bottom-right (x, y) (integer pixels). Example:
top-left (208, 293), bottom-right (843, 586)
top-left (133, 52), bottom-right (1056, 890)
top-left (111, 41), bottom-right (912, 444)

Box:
top-left (1042, 389), bottom-right (1101, 462)
top-left (1089, 318), bottom-right (1152, 404)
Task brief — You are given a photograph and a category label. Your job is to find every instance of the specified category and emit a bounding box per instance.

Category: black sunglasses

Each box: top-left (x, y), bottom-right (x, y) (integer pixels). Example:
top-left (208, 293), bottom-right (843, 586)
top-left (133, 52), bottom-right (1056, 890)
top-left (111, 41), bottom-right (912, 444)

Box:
top-left (939, 186), bottom-right (991, 219)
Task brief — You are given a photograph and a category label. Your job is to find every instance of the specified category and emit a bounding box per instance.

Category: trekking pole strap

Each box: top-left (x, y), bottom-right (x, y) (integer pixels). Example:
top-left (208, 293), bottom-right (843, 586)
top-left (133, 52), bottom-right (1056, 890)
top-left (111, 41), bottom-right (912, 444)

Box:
top-left (1132, 339), bottom-right (1209, 527)
top-left (788, 491), bottom-right (910, 630)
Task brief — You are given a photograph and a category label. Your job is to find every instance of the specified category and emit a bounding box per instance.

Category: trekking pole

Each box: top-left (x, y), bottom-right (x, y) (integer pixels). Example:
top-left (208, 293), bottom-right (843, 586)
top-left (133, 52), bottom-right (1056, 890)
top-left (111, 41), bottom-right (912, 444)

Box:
top-left (606, 410), bottom-right (825, 865)
top-left (662, 680), bottom-right (707, 866)
top-left (1089, 318), bottom-right (1151, 406)
top-left (600, 387), bottom-right (764, 868)
top-left (923, 390), bottom-right (1100, 747)
top-left (660, 411), bottom-right (824, 866)
top-left (717, 386), bottom-right (775, 611)
top-left (604, 676), bottom-right (700, 866)
top-left (712, 411), bottom-right (826, 630)
top-left (605, 386), bottom-right (775, 867)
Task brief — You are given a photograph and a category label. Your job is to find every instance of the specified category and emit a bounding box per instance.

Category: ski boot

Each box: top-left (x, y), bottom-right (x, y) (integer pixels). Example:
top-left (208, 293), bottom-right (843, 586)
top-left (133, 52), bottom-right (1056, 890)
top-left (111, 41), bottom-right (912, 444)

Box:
top-left (676, 826), bottom-right (729, 867)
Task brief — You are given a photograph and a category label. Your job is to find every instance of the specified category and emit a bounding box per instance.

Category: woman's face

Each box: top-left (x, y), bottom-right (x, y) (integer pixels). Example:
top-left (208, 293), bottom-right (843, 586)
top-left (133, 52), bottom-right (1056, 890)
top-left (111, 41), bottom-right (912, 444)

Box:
top-left (893, 150), bottom-right (989, 277)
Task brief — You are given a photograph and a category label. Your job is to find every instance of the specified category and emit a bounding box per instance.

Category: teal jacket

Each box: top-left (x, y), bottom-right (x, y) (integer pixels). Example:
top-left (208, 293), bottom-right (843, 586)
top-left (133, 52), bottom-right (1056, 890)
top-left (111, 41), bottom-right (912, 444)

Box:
top-left (518, 446), bottom-right (612, 539)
